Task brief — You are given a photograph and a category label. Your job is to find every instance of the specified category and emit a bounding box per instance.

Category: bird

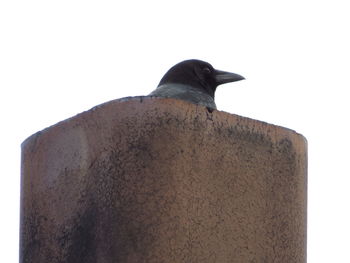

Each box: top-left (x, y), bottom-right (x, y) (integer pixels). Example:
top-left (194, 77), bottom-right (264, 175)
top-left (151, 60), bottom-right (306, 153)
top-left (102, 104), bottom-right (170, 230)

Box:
top-left (149, 59), bottom-right (244, 110)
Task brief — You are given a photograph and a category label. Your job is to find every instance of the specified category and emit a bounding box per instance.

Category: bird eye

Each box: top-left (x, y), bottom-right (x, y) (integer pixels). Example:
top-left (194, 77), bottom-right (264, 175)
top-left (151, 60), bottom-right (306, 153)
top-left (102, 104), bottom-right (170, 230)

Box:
top-left (203, 67), bottom-right (211, 74)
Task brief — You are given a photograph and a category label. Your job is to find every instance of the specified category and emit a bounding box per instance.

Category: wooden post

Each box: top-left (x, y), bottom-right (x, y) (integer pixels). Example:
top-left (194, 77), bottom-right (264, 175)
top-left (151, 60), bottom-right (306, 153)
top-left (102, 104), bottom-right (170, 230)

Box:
top-left (20, 97), bottom-right (307, 262)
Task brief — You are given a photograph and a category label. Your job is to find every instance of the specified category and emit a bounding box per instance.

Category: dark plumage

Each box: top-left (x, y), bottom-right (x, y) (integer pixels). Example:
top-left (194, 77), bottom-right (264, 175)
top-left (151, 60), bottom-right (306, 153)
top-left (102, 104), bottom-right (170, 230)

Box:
top-left (149, 59), bottom-right (244, 109)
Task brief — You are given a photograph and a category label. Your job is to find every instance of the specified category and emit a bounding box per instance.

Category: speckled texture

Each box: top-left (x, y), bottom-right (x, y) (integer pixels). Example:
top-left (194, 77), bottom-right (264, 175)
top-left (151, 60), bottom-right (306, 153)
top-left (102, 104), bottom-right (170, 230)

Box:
top-left (20, 97), bottom-right (307, 263)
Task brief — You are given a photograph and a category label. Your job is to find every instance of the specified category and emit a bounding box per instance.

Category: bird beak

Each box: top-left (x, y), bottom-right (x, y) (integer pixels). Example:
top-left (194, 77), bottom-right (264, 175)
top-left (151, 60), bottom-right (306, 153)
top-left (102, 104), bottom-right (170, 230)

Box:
top-left (215, 70), bottom-right (245, 85)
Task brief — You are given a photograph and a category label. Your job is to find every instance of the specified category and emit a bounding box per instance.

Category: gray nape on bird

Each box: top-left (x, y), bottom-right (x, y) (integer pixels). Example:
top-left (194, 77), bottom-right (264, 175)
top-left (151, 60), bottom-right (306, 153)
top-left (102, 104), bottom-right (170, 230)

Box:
top-left (149, 59), bottom-right (244, 110)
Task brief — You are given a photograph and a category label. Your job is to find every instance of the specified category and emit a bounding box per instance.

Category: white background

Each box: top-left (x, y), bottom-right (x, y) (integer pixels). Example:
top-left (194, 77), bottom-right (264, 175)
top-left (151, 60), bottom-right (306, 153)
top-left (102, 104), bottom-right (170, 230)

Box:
top-left (1, 0), bottom-right (349, 262)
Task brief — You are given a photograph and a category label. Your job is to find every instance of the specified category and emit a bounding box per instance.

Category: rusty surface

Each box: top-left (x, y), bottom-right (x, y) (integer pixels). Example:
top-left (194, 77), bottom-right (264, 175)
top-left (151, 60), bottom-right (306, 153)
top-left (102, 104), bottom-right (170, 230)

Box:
top-left (20, 97), bottom-right (307, 262)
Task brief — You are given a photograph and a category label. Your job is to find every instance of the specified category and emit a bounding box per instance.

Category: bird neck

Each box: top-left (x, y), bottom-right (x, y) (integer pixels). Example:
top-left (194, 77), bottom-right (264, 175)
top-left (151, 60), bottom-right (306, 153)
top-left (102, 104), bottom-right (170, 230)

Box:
top-left (157, 82), bottom-right (215, 99)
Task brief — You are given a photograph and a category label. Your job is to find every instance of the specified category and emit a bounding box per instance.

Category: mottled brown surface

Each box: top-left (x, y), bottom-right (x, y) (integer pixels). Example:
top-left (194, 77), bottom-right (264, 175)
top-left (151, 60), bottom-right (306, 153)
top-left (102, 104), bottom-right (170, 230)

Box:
top-left (20, 97), bottom-right (307, 263)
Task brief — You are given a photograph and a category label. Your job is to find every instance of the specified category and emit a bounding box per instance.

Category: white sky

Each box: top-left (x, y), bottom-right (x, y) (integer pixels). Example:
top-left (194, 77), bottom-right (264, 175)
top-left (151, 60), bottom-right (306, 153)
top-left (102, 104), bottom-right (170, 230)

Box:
top-left (1, 0), bottom-right (350, 262)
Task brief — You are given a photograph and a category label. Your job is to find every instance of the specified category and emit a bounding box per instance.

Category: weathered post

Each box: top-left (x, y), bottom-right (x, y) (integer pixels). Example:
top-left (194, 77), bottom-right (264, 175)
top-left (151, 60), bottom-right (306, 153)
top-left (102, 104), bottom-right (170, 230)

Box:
top-left (20, 97), bottom-right (307, 262)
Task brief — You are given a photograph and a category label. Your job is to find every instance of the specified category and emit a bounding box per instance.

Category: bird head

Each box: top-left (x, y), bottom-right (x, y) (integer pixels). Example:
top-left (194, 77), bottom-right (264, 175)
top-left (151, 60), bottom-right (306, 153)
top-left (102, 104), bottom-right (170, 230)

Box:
top-left (158, 59), bottom-right (244, 98)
